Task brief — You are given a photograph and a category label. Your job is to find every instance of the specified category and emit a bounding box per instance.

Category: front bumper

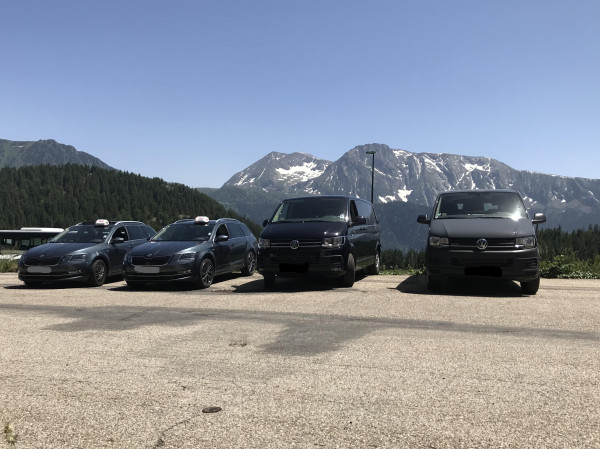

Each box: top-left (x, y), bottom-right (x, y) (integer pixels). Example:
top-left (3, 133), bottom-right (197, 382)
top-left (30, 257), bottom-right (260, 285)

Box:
top-left (18, 263), bottom-right (90, 283)
top-left (122, 262), bottom-right (198, 283)
top-left (426, 247), bottom-right (540, 282)
top-left (258, 247), bottom-right (346, 276)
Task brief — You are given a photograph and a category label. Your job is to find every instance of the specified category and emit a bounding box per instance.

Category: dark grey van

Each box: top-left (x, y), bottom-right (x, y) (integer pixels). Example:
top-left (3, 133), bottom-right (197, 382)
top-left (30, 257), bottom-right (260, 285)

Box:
top-left (257, 195), bottom-right (381, 288)
top-left (417, 189), bottom-right (546, 294)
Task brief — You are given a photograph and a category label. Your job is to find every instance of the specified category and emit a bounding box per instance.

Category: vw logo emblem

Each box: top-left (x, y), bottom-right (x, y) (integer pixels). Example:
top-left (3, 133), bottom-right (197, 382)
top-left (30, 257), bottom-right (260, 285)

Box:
top-left (476, 238), bottom-right (488, 250)
top-left (290, 240), bottom-right (300, 250)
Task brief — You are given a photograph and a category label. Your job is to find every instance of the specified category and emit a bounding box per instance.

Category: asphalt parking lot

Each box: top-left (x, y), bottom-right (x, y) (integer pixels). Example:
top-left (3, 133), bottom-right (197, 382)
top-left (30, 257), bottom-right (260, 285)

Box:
top-left (1, 272), bottom-right (599, 449)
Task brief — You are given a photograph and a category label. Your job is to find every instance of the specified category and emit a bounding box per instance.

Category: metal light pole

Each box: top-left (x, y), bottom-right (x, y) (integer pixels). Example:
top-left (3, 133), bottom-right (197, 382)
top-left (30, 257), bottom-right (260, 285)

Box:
top-left (366, 150), bottom-right (376, 203)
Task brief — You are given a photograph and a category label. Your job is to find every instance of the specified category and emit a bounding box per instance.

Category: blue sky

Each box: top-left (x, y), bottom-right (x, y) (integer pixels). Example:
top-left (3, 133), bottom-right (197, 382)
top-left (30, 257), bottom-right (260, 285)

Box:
top-left (2, 0), bottom-right (599, 187)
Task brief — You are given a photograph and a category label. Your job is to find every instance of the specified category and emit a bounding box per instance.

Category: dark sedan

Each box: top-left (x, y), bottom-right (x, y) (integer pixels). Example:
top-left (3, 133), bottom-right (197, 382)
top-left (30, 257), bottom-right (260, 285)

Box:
top-left (122, 216), bottom-right (258, 288)
top-left (18, 219), bottom-right (156, 287)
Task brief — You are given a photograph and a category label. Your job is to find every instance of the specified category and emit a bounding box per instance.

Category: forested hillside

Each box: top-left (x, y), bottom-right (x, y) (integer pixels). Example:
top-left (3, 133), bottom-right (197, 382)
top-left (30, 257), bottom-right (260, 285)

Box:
top-left (0, 164), bottom-right (261, 235)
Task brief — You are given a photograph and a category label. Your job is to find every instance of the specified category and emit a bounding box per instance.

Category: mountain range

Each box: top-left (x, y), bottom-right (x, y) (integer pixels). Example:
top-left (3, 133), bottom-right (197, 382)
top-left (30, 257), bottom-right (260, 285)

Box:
top-left (2, 138), bottom-right (599, 251)
top-left (0, 139), bottom-right (113, 170)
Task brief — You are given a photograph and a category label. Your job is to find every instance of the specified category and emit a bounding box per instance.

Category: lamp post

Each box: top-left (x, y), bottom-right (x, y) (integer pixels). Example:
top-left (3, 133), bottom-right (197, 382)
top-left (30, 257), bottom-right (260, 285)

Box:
top-left (366, 150), bottom-right (376, 203)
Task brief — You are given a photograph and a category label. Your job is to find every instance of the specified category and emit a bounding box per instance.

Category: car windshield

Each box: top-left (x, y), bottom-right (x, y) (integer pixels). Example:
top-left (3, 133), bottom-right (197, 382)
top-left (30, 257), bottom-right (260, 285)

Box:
top-left (434, 192), bottom-right (527, 220)
top-left (271, 197), bottom-right (347, 223)
top-left (152, 223), bottom-right (215, 241)
top-left (52, 225), bottom-right (112, 243)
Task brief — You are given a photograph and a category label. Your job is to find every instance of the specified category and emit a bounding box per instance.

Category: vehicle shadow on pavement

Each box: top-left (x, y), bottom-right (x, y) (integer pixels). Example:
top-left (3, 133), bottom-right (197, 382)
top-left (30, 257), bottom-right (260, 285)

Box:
top-left (397, 275), bottom-right (525, 297)
top-left (108, 272), bottom-right (254, 292)
top-left (232, 274), bottom-right (365, 293)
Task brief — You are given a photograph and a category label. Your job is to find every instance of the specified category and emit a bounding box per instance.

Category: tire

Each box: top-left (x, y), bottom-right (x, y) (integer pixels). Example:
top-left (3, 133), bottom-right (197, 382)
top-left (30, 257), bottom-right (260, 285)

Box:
top-left (88, 259), bottom-right (107, 287)
top-left (197, 258), bottom-right (215, 289)
top-left (241, 251), bottom-right (257, 276)
top-left (367, 252), bottom-right (380, 275)
top-left (426, 274), bottom-right (442, 291)
top-left (263, 273), bottom-right (275, 288)
top-left (521, 276), bottom-right (540, 295)
top-left (341, 253), bottom-right (355, 287)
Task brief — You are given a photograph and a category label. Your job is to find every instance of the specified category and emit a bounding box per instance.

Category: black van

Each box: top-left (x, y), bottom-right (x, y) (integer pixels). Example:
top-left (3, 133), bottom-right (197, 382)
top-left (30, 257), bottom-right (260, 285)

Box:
top-left (257, 195), bottom-right (381, 288)
top-left (417, 189), bottom-right (546, 294)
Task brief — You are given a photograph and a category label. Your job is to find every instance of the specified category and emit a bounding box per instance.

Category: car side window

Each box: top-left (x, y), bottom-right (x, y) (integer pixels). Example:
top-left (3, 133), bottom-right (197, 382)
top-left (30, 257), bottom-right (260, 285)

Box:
top-left (112, 226), bottom-right (129, 242)
top-left (240, 223), bottom-right (253, 237)
top-left (127, 225), bottom-right (144, 240)
top-left (215, 225), bottom-right (229, 239)
top-left (228, 223), bottom-right (244, 238)
top-left (143, 225), bottom-right (156, 238)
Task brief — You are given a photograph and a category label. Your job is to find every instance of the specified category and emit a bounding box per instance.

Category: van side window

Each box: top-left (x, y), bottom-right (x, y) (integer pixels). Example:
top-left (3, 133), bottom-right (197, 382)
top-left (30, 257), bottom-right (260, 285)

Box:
top-left (349, 201), bottom-right (359, 222)
top-left (355, 200), bottom-right (375, 225)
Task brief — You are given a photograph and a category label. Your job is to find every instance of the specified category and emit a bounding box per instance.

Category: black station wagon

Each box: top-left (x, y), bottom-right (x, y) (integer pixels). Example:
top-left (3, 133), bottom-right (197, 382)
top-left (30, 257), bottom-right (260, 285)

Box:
top-left (122, 216), bottom-right (258, 289)
top-left (418, 189), bottom-right (546, 294)
top-left (258, 195), bottom-right (381, 288)
top-left (18, 219), bottom-right (156, 287)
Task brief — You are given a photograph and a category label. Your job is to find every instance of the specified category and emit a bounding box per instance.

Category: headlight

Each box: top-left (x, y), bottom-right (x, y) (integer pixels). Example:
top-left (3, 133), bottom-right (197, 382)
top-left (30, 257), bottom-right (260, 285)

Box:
top-left (516, 236), bottom-right (536, 248)
top-left (322, 236), bottom-right (345, 248)
top-left (428, 236), bottom-right (449, 248)
top-left (68, 254), bottom-right (87, 261)
top-left (178, 252), bottom-right (196, 261)
top-left (258, 238), bottom-right (271, 249)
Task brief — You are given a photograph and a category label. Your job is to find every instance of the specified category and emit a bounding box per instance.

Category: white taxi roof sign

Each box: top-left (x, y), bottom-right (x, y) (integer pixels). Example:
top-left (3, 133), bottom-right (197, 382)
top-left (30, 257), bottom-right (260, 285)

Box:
top-left (95, 219), bottom-right (110, 227)
top-left (194, 216), bottom-right (210, 225)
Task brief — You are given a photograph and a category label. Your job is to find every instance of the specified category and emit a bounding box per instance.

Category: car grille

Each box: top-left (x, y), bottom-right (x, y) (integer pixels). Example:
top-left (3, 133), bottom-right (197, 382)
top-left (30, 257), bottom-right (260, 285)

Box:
top-left (23, 256), bottom-right (61, 266)
top-left (450, 238), bottom-right (515, 250)
top-left (269, 239), bottom-right (322, 248)
top-left (131, 256), bottom-right (171, 266)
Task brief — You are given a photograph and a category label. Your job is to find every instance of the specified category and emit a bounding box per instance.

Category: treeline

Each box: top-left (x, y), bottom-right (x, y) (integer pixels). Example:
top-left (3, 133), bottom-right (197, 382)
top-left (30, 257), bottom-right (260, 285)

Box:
top-left (381, 225), bottom-right (600, 273)
top-left (0, 164), bottom-right (262, 235)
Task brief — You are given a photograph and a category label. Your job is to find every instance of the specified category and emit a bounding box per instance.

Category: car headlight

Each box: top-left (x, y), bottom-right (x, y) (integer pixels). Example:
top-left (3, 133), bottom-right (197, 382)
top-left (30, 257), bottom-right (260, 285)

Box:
top-left (322, 236), bottom-right (345, 248)
top-left (177, 252), bottom-right (196, 261)
top-left (516, 236), bottom-right (536, 248)
top-left (258, 238), bottom-right (271, 249)
top-left (429, 236), bottom-right (449, 248)
top-left (68, 254), bottom-right (88, 262)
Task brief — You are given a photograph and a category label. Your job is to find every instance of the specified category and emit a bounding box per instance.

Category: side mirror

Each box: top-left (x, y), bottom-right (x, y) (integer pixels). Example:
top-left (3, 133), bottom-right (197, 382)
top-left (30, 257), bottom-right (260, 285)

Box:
top-left (262, 219), bottom-right (270, 227)
top-left (532, 213), bottom-right (546, 224)
top-left (111, 237), bottom-right (125, 244)
top-left (351, 216), bottom-right (367, 226)
top-left (417, 214), bottom-right (430, 225)
top-left (216, 234), bottom-right (229, 242)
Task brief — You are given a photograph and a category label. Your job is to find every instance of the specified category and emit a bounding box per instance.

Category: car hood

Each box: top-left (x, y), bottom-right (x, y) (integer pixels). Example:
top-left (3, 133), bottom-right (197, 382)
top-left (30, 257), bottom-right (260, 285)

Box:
top-left (430, 218), bottom-right (535, 238)
top-left (23, 242), bottom-right (99, 257)
top-left (260, 221), bottom-right (349, 240)
top-left (128, 241), bottom-right (209, 256)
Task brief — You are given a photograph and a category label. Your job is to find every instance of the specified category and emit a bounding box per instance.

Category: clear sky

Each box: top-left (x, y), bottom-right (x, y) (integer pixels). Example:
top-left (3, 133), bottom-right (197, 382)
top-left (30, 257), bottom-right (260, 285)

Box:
top-left (2, 0), bottom-right (599, 187)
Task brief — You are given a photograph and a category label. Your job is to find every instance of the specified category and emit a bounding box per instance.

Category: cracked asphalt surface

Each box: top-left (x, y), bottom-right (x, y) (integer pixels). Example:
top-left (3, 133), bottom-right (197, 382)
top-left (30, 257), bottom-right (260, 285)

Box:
top-left (1, 273), bottom-right (599, 448)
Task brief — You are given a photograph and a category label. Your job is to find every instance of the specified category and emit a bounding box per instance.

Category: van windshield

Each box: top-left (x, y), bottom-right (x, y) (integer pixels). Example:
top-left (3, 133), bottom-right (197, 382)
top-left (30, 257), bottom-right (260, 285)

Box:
top-left (271, 197), bottom-right (347, 223)
top-left (434, 191), bottom-right (527, 220)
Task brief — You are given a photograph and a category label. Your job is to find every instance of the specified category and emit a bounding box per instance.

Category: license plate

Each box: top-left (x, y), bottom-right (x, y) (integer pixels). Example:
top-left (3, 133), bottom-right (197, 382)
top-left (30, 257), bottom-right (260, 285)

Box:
top-left (134, 266), bottom-right (160, 274)
top-left (27, 266), bottom-right (51, 274)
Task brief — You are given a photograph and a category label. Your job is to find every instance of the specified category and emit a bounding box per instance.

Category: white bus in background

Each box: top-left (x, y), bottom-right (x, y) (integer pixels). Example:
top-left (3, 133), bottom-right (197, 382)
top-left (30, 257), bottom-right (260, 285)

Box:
top-left (0, 227), bottom-right (64, 259)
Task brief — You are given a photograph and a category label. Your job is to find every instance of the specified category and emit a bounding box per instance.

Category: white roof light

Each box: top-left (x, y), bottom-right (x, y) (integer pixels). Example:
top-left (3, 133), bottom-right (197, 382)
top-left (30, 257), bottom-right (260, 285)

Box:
top-left (95, 219), bottom-right (110, 227)
top-left (194, 216), bottom-right (210, 225)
